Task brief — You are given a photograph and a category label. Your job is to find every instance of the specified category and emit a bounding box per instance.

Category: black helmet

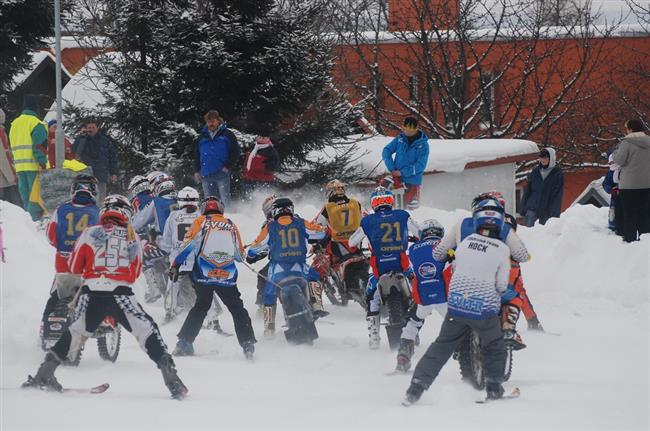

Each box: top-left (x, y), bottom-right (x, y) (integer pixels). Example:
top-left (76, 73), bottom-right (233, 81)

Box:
top-left (71, 174), bottom-right (98, 202)
top-left (271, 197), bottom-right (294, 220)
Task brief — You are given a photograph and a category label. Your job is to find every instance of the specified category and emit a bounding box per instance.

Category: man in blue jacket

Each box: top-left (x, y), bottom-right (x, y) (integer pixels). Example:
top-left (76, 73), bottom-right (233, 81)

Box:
top-left (194, 110), bottom-right (239, 209)
top-left (520, 147), bottom-right (564, 226)
top-left (382, 117), bottom-right (429, 210)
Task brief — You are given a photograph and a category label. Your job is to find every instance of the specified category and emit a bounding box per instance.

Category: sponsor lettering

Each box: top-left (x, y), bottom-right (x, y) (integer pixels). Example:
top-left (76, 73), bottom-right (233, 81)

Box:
top-left (468, 242), bottom-right (488, 252)
top-left (449, 291), bottom-right (484, 315)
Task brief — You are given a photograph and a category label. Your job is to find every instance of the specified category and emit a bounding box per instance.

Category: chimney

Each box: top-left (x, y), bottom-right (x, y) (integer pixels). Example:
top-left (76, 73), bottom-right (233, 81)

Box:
top-left (388, 0), bottom-right (459, 32)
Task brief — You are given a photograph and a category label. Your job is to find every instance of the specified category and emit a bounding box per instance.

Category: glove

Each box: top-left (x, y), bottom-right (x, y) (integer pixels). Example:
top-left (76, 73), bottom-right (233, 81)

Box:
top-left (168, 265), bottom-right (180, 283)
top-left (446, 249), bottom-right (455, 263)
top-left (246, 251), bottom-right (268, 264)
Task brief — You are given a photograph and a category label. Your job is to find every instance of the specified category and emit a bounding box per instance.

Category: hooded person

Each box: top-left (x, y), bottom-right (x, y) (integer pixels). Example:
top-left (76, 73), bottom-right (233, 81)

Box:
top-left (519, 147), bottom-right (564, 226)
top-left (241, 125), bottom-right (280, 199)
top-left (0, 108), bottom-right (23, 206)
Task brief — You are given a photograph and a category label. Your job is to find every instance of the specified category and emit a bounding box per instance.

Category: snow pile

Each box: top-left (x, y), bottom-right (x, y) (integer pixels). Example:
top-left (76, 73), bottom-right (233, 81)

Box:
top-left (1, 199), bottom-right (648, 430)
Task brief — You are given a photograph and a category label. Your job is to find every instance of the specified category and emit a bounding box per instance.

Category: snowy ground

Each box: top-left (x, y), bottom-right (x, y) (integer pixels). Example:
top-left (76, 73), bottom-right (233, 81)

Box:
top-left (1, 198), bottom-right (648, 431)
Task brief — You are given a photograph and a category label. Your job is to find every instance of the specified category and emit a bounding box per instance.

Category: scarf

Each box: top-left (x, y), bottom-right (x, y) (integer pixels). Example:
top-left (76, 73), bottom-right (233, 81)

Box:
top-left (246, 142), bottom-right (272, 172)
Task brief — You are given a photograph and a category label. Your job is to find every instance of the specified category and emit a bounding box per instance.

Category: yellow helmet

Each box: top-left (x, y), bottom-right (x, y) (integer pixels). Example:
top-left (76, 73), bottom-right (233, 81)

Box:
top-left (325, 179), bottom-right (346, 198)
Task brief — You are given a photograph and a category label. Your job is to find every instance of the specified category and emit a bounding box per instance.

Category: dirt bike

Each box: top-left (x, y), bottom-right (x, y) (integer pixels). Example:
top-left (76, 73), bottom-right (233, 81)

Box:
top-left (377, 271), bottom-right (412, 350)
top-left (142, 238), bottom-right (170, 303)
top-left (311, 246), bottom-right (370, 309)
top-left (277, 275), bottom-right (318, 345)
top-left (455, 328), bottom-right (515, 389)
top-left (41, 275), bottom-right (121, 365)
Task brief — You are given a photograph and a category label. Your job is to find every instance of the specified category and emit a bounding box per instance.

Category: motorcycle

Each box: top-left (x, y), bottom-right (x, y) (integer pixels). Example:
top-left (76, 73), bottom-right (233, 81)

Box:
top-left (455, 328), bottom-right (515, 389)
top-left (41, 274), bottom-right (121, 365)
top-left (142, 238), bottom-right (170, 303)
top-left (277, 275), bottom-right (318, 345)
top-left (377, 271), bottom-right (412, 350)
top-left (311, 246), bottom-right (370, 308)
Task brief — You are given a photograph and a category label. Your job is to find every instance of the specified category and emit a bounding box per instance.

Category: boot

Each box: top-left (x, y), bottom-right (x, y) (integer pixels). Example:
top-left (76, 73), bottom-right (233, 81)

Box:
top-left (366, 314), bottom-right (380, 350)
top-left (527, 316), bottom-right (545, 332)
top-left (172, 339), bottom-right (194, 356)
top-left (486, 381), bottom-right (504, 400)
top-left (309, 281), bottom-right (329, 319)
top-left (22, 352), bottom-right (62, 391)
top-left (157, 353), bottom-right (188, 400)
top-left (263, 305), bottom-right (276, 339)
top-left (503, 330), bottom-right (527, 351)
top-left (396, 338), bottom-right (415, 372)
top-left (402, 382), bottom-right (425, 406)
top-left (500, 304), bottom-right (520, 333)
top-left (242, 342), bottom-right (255, 360)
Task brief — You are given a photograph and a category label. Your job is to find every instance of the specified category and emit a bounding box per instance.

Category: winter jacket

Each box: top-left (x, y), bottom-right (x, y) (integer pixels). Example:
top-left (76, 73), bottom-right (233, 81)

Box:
top-left (44, 128), bottom-right (75, 168)
top-left (382, 130), bottom-right (430, 186)
top-left (72, 131), bottom-right (118, 182)
top-left (520, 148), bottom-right (564, 225)
top-left (8, 110), bottom-right (48, 172)
top-left (612, 132), bottom-right (650, 190)
top-left (0, 126), bottom-right (17, 187)
top-left (242, 141), bottom-right (279, 182)
top-left (194, 124), bottom-right (240, 177)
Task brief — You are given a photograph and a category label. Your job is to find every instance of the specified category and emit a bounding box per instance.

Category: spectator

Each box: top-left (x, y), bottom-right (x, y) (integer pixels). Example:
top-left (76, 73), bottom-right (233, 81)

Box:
top-left (602, 153), bottom-right (623, 236)
top-left (381, 117), bottom-right (429, 210)
top-left (45, 120), bottom-right (75, 168)
top-left (520, 147), bottom-right (564, 226)
top-left (8, 95), bottom-right (48, 220)
top-left (193, 110), bottom-right (239, 208)
top-left (72, 119), bottom-right (118, 202)
top-left (241, 127), bottom-right (279, 200)
top-left (612, 119), bottom-right (650, 242)
top-left (0, 108), bottom-right (23, 207)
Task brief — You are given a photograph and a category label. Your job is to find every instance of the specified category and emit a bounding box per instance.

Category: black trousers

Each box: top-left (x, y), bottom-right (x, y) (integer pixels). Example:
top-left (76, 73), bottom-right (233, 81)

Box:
top-left (412, 314), bottom-right (506, 390)
top-left (178, 284), bottom-right (256, 347)
top-left (52, 290), bottom-right (167, 363)
top-left (619, 188), bottom-right (650, 242)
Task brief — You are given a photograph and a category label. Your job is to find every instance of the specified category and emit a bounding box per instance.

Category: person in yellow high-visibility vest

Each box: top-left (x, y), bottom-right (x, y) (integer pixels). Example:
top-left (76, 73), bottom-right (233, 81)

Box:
top-left (8, 96), bottom-right (48, 221)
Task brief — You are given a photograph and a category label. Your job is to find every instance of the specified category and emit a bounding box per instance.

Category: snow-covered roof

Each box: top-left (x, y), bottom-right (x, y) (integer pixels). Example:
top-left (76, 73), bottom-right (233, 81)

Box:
top-left (10, 51), bottom-right (72, 91)
top-left (319, 134), bottom-right (539, 176)
top-left (571, 176), bottom-right (610, 208)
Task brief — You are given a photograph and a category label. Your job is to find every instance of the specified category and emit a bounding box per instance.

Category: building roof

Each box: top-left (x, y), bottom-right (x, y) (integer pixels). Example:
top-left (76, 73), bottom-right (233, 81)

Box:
top-left (10, 51), bottom-right (72, 91)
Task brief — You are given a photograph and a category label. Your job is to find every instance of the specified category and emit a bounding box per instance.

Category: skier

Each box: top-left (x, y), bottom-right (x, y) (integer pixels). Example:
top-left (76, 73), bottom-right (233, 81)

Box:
top-left (395, 219), bottom-right (448, 372)
top-left (403, 198), bottom-right (511, 405)
top-left (23, 195), bottom-right (188, 400)
top-left (128, 174), bottom-right (154, 213)
top-left (247, 197), bottom-right (326, 343)
top-left (349, 187), bottom-right (420, 349)
top-left (41, 174), bottom-right (100, 339)
top-left (170, 196), bottom-right (256, 359)
top-left (310, 179), bottom-right (365, 311)
top-left (132, 176), bottom-right (178, 303)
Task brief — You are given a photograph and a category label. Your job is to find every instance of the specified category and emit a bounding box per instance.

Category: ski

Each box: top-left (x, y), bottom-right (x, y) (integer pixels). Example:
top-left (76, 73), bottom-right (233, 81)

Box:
top-left (63, 383), bottom-right (110, 394)
top-left (475, 387), bottom-right (520, 404)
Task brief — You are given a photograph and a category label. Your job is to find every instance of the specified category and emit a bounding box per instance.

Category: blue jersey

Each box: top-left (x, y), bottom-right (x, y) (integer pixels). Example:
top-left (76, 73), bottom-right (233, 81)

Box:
top-left (360, 209), bottom-right (410, 275)
top-left (408, 237), bottom-right (447, 305)
top-left (153, 197), bottom-right (178, 233)
top-left (134, 192), bottom-right (154, 212)
top-left (268, 217), bottom-right (308, 264)
top-left (459, 217), bottom-right (511, 242)
top-left (54, 201), bottom-right (100, 253)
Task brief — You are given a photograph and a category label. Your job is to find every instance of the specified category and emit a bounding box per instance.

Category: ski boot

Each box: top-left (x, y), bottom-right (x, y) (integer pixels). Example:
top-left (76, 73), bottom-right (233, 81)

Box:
top-left (158, 353), bottom-right (188, 400)
top-left (22, 352), bottom-right (63, 392)
top-left (402, 382), bottom-right (425, 406)
top-left (503, 330), bottom-right (527, 351)
top-left (486, 381), bottom-right (505, 400)
top-left (527, 316), bottom-right (545, 332)
top-left (396, 338), bottom-right (415, 372)
top-left (242, 342), bottom-right (255, 360)
top-left (263, 305), bottom-right (276, 339)
top-left (367, 314), bottom-right (381, 350)
top-left (309, 281), bottom-right (329, 319)
top-left (172, 339), bottom-right (194, 356)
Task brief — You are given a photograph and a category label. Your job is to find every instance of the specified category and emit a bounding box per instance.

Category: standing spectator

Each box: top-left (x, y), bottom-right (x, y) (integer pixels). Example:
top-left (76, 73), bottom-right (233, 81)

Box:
top-left (0, 108), bottom-right (23, 207)
top-left (612, 119), bottom-right (650, 243)
top-left (45, 120), bottom-right (75, 168)
top-left (241, 127), bottom-right (279, 200)
top-left (520, 148), bottom-right (564, 226)
top-left (8, 96), bottom-right (48, 220)
top-left (194, 110), bottom-right (239, 208)
top-left (382, 117), bottom-right (430, 210)
top-left (72, 119), bottom-right (118, 202)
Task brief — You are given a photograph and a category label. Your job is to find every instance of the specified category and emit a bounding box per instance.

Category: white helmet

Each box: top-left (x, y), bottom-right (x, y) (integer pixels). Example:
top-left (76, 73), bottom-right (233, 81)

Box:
top-left (177, 186), bottom-right (200, 209)
top-left (155, 179), bottom-right (176, 197)
top-left (261, 194), bottom-right (277, 220)
top-left (128, 175), bottom-right (150, 198)
top-left (147, 171), bottom-right (172, 191)
top-left (419, 219), bottom-right (445, 239)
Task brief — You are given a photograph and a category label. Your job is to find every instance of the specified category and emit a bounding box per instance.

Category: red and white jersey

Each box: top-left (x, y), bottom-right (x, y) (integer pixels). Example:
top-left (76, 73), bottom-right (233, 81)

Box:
top-left (68, 223), bottom-right (143, 292)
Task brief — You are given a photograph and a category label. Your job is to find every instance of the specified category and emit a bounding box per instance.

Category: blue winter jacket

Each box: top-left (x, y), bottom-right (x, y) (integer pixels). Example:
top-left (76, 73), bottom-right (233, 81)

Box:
top-left (194, 123), bottom-right (240, 177)
top-left (520, 165), bottom-right (564, 225)
top-left (382, 131), bottom-right (430, 186)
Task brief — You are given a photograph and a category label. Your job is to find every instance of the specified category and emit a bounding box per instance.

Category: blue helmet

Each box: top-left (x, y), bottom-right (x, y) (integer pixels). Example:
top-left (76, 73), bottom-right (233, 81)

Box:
top-left (473, 198), bottom-right (505, 237)
top-left (370, 186), bottom-right (395, 211)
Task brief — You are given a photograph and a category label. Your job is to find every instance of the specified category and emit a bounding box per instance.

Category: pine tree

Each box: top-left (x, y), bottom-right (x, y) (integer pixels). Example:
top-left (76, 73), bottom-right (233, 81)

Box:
top-left (83, 0), bottom-right (359, 186)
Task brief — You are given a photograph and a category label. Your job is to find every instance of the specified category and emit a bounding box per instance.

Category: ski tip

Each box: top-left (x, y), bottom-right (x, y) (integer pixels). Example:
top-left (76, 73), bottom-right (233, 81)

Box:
top-left (90, 383), bottom-right (110, 394)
